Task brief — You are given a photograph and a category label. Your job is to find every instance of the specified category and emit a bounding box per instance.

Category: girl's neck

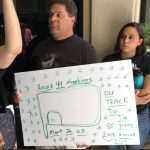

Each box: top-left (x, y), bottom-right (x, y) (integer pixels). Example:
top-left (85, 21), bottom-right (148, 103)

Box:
top-left (121, 51), bottom-right (136, 59)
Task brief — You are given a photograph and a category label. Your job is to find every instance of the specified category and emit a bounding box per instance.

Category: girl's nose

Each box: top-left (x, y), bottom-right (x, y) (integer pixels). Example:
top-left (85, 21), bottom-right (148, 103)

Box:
top-left (123, 36), bottom-right (129, 42)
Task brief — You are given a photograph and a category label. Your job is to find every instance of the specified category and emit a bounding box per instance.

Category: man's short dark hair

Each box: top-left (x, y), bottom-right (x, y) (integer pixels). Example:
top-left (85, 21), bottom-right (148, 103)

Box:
top-left (49, 0), bottom-right (78, 18)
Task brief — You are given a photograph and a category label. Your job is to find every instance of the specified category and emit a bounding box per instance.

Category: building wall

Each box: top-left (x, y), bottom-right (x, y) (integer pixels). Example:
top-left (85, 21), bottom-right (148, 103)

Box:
top-left (145, 0), bottom-right (150, 23)
top-left (83, 0), bottom-right (141, 61)
top-left (0, 0), bottom-right (2, 14)
top-left (83, 0), bottom-right (91, 41)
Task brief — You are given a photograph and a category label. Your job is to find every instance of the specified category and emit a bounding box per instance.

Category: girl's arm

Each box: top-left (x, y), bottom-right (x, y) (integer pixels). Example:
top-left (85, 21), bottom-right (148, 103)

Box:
top-left (0, 0), bottom-right (22, 69)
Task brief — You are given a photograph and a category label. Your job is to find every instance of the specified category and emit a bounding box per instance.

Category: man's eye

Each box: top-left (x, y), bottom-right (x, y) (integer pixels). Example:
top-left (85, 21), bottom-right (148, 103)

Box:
top-left (49, 13), bottom-right (53, 17)
top-left (56, 13), bottom-right (63, 17)
top-left (49, 12), bottom-right (64, 18)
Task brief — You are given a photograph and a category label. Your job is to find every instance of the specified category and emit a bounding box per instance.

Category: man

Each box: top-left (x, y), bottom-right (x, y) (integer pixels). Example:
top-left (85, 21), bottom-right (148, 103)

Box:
top-left (30, 0), bottom-right (97, 70)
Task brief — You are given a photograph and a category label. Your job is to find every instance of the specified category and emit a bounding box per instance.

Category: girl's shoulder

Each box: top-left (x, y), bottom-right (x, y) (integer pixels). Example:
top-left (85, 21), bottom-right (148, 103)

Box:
top-left (102, 52), bottom-right (121, 62)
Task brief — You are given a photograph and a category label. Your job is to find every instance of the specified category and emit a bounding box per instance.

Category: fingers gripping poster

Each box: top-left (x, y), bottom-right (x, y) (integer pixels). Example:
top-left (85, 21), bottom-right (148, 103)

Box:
top-left (15, 60), bottom-right (140, 146)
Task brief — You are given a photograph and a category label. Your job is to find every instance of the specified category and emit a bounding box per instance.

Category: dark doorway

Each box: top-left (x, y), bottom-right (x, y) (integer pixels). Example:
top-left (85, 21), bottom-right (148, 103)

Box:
top-left (140, 0), bottom-right (147, 23)
top-left (15, 0), bottom-right (83, 38)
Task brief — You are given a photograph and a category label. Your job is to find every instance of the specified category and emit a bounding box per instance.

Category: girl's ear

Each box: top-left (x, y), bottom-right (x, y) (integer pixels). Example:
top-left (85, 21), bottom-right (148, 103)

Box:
top-left (138, 39), bottom-right (143, 46)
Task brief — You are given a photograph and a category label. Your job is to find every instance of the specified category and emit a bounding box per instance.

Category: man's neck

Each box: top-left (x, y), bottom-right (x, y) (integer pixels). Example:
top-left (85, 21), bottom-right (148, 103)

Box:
top-left (52, 32), bottom-right (74, 41)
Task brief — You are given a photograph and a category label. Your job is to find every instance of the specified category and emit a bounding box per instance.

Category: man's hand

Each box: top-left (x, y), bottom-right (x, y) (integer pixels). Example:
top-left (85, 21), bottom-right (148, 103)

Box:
top-left (135, 89), bottom-right (150, 105)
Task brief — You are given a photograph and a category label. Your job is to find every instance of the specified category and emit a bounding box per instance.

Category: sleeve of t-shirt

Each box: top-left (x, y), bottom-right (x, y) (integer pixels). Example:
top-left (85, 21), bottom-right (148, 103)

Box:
top-left (101, 55), bottom-right (114, 62)
top-left (85, 43), bottom-right (98, 64)
top-left (101, 56), bottom-right (110, 62)
top-left (0, 69), bottom-right (6, 78)
top-left (144, 54), bottom-right (150, 75)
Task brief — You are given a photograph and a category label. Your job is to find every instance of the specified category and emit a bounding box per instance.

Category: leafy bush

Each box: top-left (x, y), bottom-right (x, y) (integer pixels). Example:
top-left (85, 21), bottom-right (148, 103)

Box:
top-left (142, 23), bottom-right (150, 49)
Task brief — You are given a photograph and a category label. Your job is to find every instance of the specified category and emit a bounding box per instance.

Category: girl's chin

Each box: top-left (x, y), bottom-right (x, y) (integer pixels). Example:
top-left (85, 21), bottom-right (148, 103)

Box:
top-left (121, 49), bottom-right (130, 52)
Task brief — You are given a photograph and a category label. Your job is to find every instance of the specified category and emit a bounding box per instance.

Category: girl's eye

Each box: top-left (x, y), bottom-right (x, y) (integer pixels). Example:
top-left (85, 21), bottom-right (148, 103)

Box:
top-left (120, 35), bottom-right (126, 39)
top-left (120, 35), bottom-right (137, 40)
top-left (129, 35), bottom-right (135, 39)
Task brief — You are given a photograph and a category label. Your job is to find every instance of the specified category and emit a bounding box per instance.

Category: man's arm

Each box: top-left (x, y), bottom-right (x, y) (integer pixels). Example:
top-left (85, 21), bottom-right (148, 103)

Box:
top-left (0, 0), bottom-right (22, 69)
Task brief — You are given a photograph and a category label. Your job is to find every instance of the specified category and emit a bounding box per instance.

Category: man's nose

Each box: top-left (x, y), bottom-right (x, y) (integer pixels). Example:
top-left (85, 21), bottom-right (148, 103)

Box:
top-left (49, 14), bottom-right (57, 22)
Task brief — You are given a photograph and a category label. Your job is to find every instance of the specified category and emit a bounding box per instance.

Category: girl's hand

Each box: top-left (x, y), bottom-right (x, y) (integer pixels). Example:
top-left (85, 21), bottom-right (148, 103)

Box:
top-left (135, 90), bottom-right (150, 105)
top-left (77, 144), bottom-right (91, 149)
top-left (0, 132), bottom-right (4, 149)
top-left (12, 89), bottom-right (21, 104)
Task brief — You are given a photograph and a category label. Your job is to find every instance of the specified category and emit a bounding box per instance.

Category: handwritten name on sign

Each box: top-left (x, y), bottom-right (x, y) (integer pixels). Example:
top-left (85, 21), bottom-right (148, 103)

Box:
top-left (15, 60), bottom-right (140, 146)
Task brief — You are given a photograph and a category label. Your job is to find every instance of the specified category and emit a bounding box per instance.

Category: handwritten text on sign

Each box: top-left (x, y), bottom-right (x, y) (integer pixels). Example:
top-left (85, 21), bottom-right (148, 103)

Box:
top-left (15, 60), bottom-right (139, 146)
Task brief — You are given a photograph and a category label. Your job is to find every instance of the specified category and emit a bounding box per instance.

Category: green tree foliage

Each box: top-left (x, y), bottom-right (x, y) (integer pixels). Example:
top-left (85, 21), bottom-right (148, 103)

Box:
top-left (142, 23), bottom-right (150, 49)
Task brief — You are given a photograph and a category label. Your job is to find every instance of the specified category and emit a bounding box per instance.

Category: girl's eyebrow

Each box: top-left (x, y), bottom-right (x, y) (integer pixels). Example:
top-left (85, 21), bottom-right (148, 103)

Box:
top-left (121, 34), bottom-right (136, 36)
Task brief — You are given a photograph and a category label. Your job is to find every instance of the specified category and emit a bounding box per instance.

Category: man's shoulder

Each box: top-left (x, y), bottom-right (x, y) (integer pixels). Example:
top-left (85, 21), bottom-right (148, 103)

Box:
top-left (72, 35), bottom-right (96, 51)
top-left (72, 35), bottom-right (91, 44)
top-left (34, 36), bottom-right (52, 48)
top-left (38, 36), bottom-right (51, 44)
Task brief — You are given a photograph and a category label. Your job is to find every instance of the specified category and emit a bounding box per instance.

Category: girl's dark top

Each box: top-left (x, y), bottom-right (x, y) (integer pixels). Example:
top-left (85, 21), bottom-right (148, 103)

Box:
top-left (102, 52), bottom-right (150, 113)
top-left (0, 68), bottom-right (7, 112)
top-left (0, 68), bottom-right (5, 78)
top-left (0, 68), bottom-right (14, 112)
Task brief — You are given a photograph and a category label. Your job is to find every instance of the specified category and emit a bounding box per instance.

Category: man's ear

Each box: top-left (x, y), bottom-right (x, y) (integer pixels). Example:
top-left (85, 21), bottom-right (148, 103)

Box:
top-left (71, 16), bottom-right (76, 24)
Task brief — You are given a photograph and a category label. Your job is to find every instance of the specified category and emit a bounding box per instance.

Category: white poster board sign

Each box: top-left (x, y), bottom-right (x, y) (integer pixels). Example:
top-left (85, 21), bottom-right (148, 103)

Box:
top-left (15, 60), bottom-right (140, 146)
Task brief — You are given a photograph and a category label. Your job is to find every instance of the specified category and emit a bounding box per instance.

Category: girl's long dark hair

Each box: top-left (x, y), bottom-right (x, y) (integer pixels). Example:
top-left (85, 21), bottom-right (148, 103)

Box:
top-left (114, 22), bottom-right (147, 55)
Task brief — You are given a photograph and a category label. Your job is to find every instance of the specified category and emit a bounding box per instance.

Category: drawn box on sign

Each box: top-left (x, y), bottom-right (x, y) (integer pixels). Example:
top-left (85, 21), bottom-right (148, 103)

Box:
top-left (36, 85), bottom-right (101, 138)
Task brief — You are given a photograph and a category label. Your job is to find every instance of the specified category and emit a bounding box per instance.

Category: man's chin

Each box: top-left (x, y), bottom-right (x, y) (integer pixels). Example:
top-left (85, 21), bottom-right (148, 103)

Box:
top-left (50, 30), bottom-right (60, 35)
